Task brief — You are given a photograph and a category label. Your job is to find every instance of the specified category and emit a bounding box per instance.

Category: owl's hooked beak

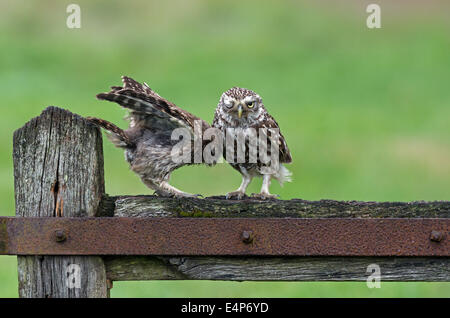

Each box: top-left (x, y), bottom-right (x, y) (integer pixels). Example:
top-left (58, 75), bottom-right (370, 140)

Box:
top-left (237, 105), bottom-right (243, 119)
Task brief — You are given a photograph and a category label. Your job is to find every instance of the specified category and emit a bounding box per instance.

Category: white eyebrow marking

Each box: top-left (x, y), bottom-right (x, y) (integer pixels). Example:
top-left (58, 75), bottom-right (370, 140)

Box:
top-left (243, 95), bottom-right (256, 103)
top-left (223, 94), bottom-right (235, 107)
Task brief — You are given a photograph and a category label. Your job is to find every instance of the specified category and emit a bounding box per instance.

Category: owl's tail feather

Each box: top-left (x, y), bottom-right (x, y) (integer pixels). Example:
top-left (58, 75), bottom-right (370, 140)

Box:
top-left (274, 164), bottom-right (292, 186)
top-left (86, 117), bottom-right (134, 149)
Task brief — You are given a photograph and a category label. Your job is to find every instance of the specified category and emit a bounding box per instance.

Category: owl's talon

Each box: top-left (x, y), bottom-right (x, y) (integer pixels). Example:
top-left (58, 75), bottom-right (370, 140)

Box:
top-left (225, 191), bottom-right (246, 200)
top-left (154, 189), bottom-right (202, 199)
top-left (154, 189), bottom-right (175, 198)
top-left (251, 193), bottom-right (279, 200)
top-left (174, 192), bottom-right (203, 199)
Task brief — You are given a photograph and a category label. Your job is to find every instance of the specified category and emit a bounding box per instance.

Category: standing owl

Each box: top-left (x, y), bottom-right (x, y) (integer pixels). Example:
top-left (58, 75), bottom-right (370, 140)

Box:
top-left (88, 76), bottom-right (210, 198)
top-left (213, 87), bottom-right (292, 200)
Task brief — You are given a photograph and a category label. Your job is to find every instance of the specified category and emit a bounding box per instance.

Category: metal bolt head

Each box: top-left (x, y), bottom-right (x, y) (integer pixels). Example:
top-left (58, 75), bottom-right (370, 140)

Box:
top-left (54, 230), bottom-right (67, 242)
top-left (242, 230), bottom-right (254, 244)
top-left (430, 230), bottom-right (444, 242)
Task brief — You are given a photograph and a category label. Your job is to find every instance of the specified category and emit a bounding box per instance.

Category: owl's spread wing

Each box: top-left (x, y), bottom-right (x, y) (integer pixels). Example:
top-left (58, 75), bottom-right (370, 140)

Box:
top-left (96, 76), bottom-right (210, 133)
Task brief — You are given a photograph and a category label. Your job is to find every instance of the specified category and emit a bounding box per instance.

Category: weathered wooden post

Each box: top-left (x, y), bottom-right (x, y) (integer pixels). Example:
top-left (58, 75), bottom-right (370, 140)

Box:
top-left (13, 106), bottom-right (108, 297)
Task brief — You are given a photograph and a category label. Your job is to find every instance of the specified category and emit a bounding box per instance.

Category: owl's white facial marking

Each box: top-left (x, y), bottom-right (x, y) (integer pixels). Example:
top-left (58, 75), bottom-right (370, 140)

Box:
top-left (247, 106), bottom-right (263, 121)
top-left (243, 96), bottom-right (254, 103)
top-left (222, 94), bottom-right (235, 109)
top-left (215, 87), bottom-right (266, 128)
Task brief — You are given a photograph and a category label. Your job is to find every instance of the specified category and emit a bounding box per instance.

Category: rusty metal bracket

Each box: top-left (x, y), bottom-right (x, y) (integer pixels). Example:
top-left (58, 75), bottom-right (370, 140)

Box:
top-left (0, 217), bottom-right (448, 256)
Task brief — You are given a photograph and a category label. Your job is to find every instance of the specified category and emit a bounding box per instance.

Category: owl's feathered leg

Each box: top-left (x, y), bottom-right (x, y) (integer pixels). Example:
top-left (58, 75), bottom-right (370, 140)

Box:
top-left (156, 181), bottom-right (202, 198)
top-left (251, 174), bottom-right (279, 200)
top-left (141, 177), bottom-right (201, 198)
top-left (226, 174), bottom-right (252, 200)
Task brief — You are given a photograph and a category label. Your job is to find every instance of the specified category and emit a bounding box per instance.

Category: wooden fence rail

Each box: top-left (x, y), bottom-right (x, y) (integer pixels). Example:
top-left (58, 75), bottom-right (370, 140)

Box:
top-left (5, 106), bottom-right (449, 298)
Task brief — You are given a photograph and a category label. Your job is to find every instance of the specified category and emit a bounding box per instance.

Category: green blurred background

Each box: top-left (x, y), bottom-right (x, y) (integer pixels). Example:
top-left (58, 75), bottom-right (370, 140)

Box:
top-left (0, 0), bottom-right (449, 297)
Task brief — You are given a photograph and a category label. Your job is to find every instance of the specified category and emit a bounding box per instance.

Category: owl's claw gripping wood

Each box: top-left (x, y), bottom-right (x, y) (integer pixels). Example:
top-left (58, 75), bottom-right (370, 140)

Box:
top-left (154, 190), bottom-right (202, 198)
top-left (250, 193), bottom-right (280, 200)
top-left (225, 191), bottom-right (246, 200)
top-left (155, 182), bottom-right (202, 198)
top-left (154, 189), bottom-right (175, 198)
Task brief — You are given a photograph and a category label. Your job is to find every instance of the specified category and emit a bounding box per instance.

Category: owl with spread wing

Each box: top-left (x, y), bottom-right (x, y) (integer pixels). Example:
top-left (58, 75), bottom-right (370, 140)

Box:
top-left (88, 76), bottom-right (209, 198)
top-left (89, 76), bottom-right (291, 199)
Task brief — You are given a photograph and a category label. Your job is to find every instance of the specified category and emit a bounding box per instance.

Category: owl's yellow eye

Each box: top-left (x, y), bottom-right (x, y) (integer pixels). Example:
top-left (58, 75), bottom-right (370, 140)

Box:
top-left (246, 101), bottom-right (254, 108)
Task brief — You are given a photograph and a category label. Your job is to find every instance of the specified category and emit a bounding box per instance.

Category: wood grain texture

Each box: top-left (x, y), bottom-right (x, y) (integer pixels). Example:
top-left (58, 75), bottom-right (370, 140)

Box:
top-left (107, 195), bottom-right (449, 218)
top-left (104, 256), bottom-right (450, 282)
top-left (14, 106), bottom-right (108, 298)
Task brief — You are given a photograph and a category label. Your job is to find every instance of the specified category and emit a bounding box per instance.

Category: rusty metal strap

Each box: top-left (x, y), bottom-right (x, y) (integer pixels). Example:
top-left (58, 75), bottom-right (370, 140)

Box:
top-left (0, 217), bottom-right (448, 256)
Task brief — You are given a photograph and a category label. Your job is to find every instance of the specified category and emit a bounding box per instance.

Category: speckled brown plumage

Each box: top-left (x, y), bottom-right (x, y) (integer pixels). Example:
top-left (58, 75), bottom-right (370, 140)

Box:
top-left (89, 76), bottom-right (210, 198)
top-left (89, 77), bottom-right (292, 200)
top-left (213, 87), bottom-right (292, 200)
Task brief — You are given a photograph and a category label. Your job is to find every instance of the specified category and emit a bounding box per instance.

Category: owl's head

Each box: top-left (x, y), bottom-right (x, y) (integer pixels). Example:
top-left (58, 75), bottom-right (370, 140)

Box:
top-left (219, 87), bottom-right (263, 121)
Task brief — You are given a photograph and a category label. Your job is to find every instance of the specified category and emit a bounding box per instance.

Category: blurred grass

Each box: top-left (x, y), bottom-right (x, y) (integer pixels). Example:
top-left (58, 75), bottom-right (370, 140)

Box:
top-left (0, 0), bottom-right (449, 297)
